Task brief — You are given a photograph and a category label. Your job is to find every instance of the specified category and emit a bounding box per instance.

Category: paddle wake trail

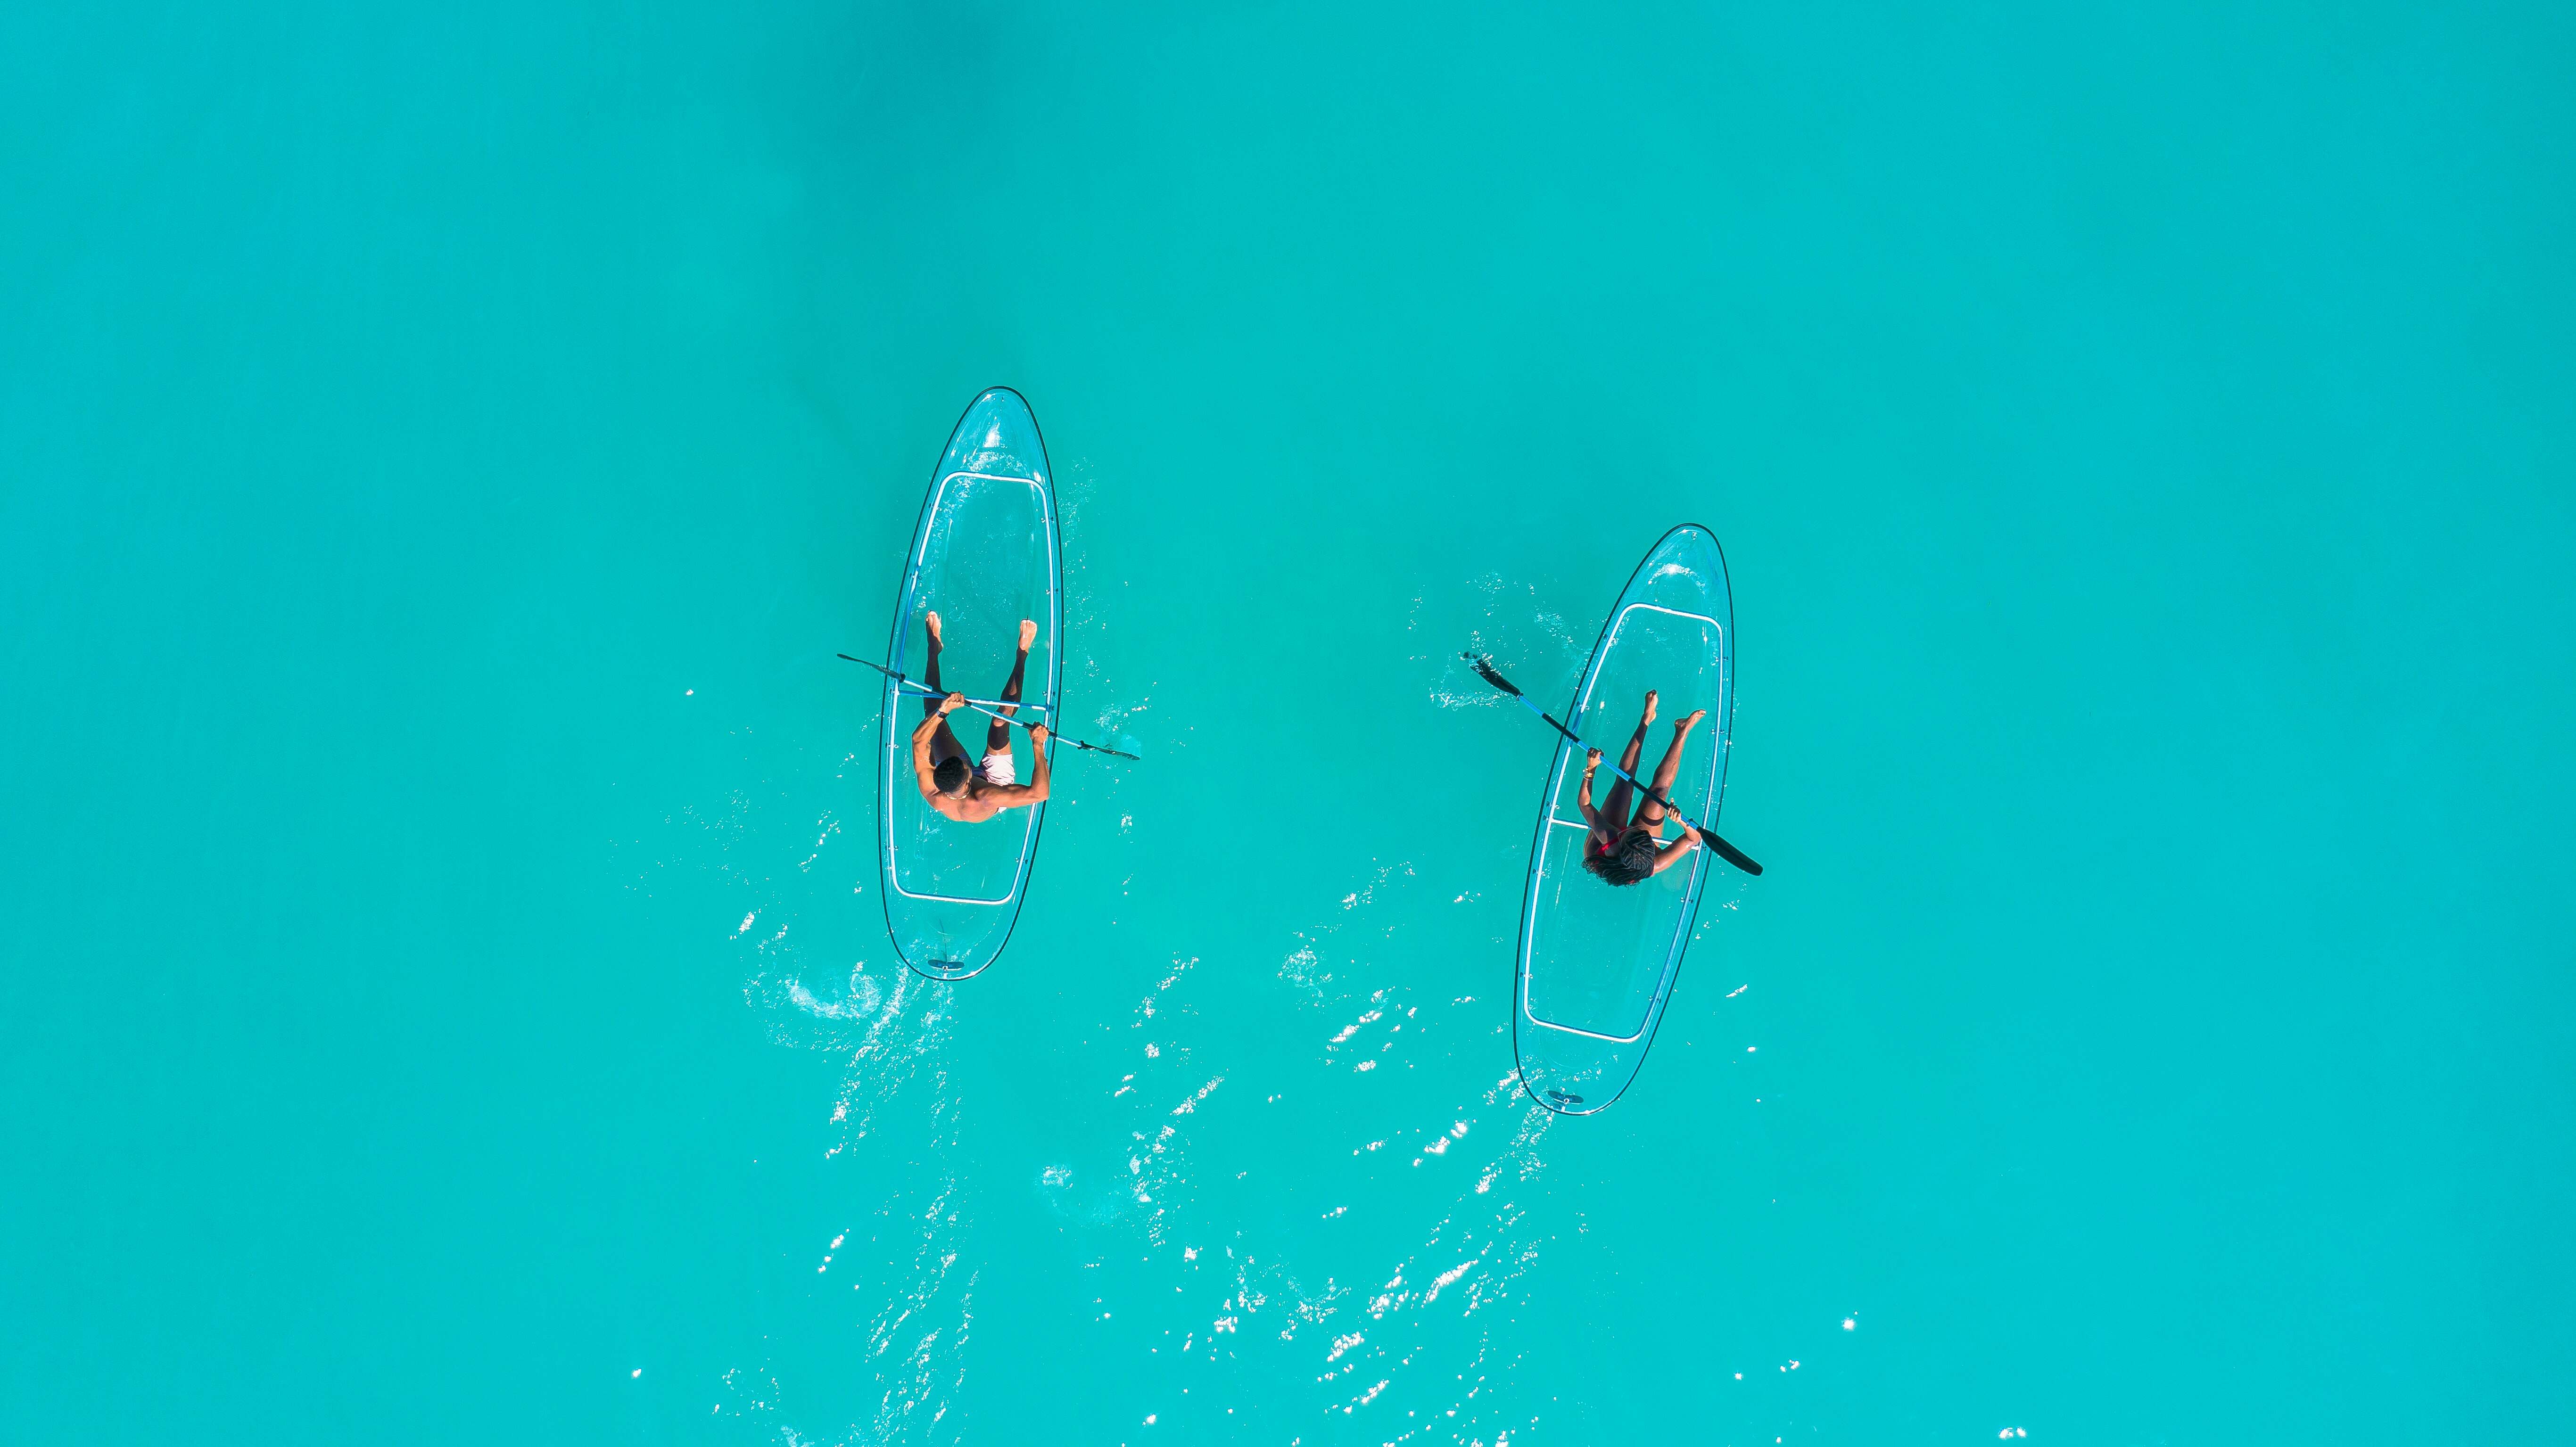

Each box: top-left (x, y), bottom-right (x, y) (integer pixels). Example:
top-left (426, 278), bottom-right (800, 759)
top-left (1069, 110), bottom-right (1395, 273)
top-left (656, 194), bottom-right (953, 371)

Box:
top-left (1417, 572), bottom-right (1584, 713)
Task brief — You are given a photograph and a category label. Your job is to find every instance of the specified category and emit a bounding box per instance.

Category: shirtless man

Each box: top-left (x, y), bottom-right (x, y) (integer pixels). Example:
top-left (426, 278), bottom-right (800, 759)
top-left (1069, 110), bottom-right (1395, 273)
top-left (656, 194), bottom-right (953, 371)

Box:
top-left (909, 610), bottom-right (1051, 823)
top-left (1577, 690), bottom-right (1705, 886)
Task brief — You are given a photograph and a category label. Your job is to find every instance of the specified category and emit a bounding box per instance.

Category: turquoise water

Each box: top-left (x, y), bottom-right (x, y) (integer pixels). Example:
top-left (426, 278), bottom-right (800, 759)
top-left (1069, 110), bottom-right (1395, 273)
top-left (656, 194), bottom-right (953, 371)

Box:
top-left (6, 1), bottom-right (2572, 1442)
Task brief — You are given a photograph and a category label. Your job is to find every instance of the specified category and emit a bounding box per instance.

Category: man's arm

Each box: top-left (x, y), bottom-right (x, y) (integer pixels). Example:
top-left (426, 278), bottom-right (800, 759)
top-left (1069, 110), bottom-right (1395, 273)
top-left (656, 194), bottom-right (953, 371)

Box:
top-left (983, 724), bottom-right (1053, 808)
top-left (910, 693), bottom-right (965, 799)
top-left (1025, 724), bottom-right (1051, 804)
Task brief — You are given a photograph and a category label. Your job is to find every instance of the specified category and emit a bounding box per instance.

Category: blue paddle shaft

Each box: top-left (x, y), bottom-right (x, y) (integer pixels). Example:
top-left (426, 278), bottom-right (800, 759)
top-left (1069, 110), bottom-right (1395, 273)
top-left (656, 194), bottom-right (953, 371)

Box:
top-left (837, 653), bottom-right (1139, 760)
top-left (891, 678), bottom-right (1050, 729)
top-left (839, 652), bottom-right (1045, 732)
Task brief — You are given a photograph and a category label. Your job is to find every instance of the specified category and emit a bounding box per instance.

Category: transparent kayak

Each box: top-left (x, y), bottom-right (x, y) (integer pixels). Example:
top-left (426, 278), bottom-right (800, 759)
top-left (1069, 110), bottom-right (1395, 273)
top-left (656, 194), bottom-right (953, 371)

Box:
top-left (1513, 524), bottom-right (1735, 1114)
top-left (876, 387), bottom-right (1060, 980)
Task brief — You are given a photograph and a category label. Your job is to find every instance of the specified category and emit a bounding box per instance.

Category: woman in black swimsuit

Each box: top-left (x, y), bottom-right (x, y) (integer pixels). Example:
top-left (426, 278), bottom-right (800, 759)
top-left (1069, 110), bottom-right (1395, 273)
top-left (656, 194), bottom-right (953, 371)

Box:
top-left (1577, 690), bottom-right (1704, 886)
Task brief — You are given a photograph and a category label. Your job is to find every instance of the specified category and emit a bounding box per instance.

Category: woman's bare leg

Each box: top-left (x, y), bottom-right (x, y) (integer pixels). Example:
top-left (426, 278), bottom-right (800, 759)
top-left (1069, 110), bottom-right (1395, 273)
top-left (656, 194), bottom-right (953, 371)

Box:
top-left (986, 619), bottom-right (1036, 755)
top-left (1637, 708), bottom-right (1706, 830)
top-left (1605, 690), bottom-right (1656, 828)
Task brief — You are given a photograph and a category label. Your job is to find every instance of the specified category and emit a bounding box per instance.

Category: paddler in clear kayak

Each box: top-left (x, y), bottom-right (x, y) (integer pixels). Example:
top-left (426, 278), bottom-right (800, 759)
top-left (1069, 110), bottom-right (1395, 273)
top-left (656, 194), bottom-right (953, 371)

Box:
top-left (910, 611), bottom-right (1052, 822)
top-left (1578, 689), bottom-right (1705, 885)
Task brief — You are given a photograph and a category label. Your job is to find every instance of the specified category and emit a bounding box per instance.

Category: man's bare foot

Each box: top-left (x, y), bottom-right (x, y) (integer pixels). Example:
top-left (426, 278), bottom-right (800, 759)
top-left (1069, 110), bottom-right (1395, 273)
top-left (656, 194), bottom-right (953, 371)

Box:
top-left (1640, 690), bottom-right (1659, 726)
top-left (1018, 618), bottom-right (1037, 651)
top-left (1676, 708), bottom-right (1706, 733)
top-left (925, 611), bottom-right (944, 649)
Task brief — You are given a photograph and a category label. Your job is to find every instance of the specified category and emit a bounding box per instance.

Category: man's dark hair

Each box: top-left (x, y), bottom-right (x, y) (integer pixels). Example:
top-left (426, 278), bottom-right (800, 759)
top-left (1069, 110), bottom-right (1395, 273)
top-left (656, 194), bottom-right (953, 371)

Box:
top-left (933, 756), bottom-right (972, 795)
top-left (1582, 830), bottom-right (1658, 887)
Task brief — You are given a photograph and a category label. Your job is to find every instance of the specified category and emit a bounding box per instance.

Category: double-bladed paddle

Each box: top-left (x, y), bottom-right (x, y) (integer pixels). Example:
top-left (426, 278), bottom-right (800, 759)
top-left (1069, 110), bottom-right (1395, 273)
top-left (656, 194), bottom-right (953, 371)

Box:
top-left (838, 654), bottom-right (1142, 760)
top-left (1463, 652), bottom-right (1763, 876)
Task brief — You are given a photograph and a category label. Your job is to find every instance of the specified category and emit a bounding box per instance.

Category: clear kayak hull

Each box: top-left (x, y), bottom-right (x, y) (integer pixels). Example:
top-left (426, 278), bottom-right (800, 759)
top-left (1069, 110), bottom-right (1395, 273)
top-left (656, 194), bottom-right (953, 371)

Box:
top-left (876, 388), bottom-right (1061, 980)
top-left (1513, 525), bottom-right (1735, 1114)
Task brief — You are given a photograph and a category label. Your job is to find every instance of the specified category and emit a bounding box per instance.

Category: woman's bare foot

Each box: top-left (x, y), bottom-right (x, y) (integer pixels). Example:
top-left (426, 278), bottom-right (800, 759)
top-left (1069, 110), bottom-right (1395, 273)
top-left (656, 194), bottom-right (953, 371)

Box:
top-left (1640, 689), bottom-right (1659, 726)
top-left (1018, 618), bottom-right (1038, 651)
top-left (924, 611), bottom-right (944, 650)
top-left (1675, 708), bottom-right (1706, 733)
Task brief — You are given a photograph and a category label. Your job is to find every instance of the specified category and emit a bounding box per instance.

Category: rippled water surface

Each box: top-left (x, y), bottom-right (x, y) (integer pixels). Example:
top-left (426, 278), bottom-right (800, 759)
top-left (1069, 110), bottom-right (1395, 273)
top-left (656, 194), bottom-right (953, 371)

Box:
top-left (6, 2), bottom-right (2573, 1443)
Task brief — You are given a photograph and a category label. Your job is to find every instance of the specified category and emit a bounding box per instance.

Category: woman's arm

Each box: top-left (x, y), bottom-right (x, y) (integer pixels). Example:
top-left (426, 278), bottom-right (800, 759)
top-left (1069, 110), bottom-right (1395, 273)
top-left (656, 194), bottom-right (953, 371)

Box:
top-left (1649, 828), bottom-right (1700, 875)
top-left (1576, 748), bottom-right (1602, 827)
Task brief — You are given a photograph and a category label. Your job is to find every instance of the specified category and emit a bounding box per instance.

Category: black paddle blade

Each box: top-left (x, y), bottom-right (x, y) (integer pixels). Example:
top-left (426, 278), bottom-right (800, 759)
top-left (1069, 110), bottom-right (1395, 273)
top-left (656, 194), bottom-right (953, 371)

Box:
top-left (1697, 828), bottom-right (1764, 877)
top-left (1463, 652), bottom-right (1522, 696)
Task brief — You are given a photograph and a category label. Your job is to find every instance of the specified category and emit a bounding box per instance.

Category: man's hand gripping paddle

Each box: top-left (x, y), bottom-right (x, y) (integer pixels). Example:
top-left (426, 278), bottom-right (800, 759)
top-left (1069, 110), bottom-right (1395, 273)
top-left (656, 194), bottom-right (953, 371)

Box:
top-left (838, 654), bottom-right (1142, 761)
top-left (1463, 652), bottom-right (1764, 876)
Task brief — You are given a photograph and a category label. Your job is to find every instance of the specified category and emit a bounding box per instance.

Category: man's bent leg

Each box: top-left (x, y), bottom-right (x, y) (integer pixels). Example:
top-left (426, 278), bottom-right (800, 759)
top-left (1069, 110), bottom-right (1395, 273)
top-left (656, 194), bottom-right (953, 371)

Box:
top-left (922, 611), bottom-right (946, 718)
top-left (986, 618), bottom-right (1035, 756)
top-left (928, 719), bottom-right (968, 774)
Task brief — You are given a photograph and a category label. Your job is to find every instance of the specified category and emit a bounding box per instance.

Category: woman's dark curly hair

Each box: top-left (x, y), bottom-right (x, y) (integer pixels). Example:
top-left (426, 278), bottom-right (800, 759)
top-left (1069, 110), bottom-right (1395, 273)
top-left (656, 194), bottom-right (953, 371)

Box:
top-left (1581, 829), bottom-right (1660, 886)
